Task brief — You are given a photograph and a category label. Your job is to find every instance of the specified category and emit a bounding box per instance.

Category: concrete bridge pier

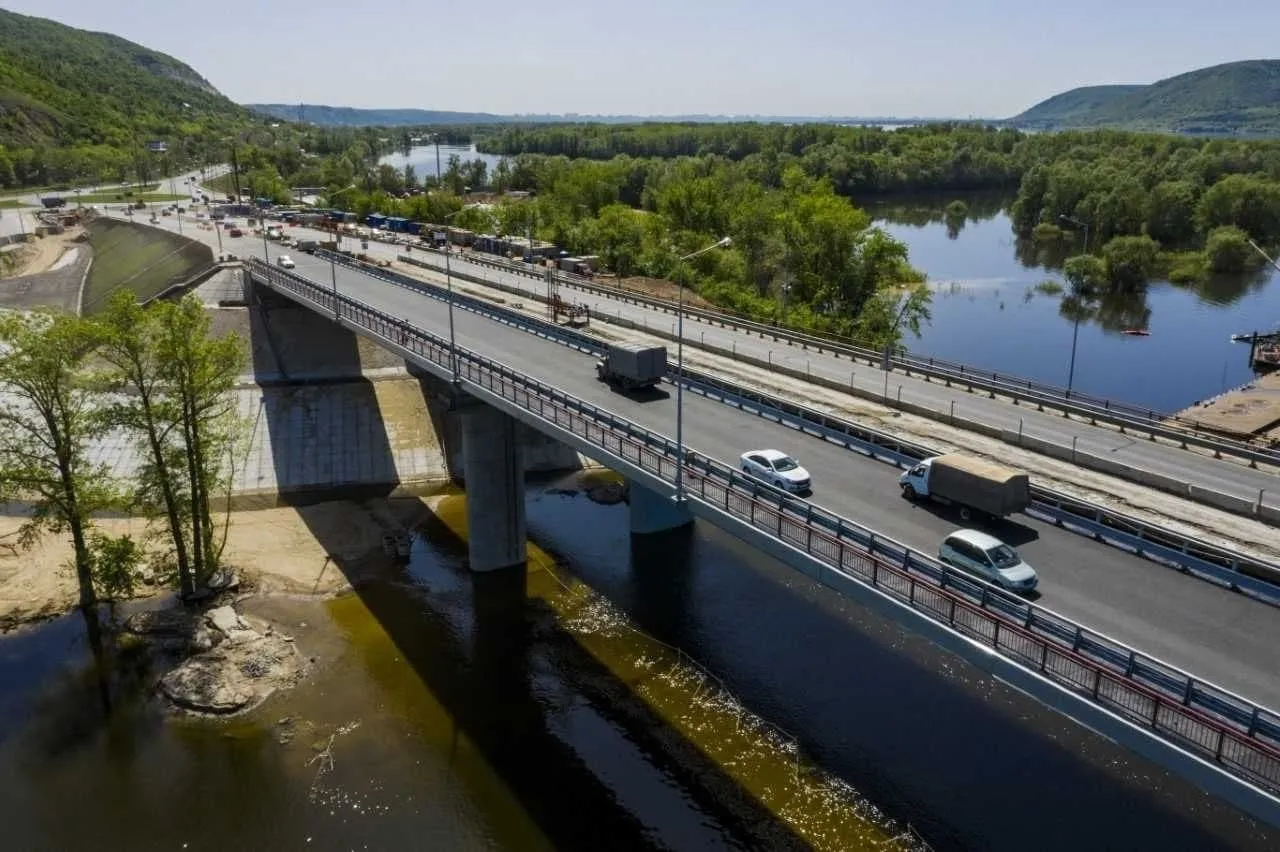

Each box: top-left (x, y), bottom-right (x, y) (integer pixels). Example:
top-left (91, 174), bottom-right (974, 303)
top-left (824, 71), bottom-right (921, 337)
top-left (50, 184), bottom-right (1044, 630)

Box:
top-left (460, 401), bottom-right (527, 572)
top-left (629, 480), bottom-right (694, 535)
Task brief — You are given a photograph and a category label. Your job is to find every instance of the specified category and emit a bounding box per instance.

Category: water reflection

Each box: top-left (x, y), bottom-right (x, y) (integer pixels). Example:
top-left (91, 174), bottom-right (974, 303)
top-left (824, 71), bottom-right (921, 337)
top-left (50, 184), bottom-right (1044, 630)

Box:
top-left (870, 193), bottom-right (1280, 409)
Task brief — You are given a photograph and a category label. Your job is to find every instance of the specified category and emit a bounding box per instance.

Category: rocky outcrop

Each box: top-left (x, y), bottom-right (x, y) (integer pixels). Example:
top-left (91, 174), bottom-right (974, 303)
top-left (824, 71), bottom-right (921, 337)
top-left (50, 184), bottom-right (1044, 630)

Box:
top-left (156, 604), bottom-right (305, 715)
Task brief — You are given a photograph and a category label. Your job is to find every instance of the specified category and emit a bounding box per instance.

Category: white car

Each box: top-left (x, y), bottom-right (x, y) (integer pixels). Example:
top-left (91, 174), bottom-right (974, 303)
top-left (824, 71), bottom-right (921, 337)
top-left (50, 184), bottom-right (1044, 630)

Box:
top-left (739, 449), bottom-right (811, 493)
top-left (276, 255), bottom-right (295, 269)
top-left (938, 529), bottom-right (1039, 593)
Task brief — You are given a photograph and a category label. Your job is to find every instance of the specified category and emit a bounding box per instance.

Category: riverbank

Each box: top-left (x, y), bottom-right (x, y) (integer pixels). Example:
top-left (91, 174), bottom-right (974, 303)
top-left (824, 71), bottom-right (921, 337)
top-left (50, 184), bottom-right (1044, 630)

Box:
top-left (0, 497), bottom-right (425, 631)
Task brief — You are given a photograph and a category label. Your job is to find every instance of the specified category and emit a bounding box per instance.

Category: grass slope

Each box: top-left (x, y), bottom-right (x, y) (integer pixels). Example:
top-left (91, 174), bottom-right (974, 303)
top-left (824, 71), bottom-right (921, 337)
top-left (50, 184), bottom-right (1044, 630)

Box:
top-left (0, 8), bottom-right (249, 148)
top-left (82, 218), bottom-right (213, 312)
top-left (1009, 60), bottom-right (1280, 134)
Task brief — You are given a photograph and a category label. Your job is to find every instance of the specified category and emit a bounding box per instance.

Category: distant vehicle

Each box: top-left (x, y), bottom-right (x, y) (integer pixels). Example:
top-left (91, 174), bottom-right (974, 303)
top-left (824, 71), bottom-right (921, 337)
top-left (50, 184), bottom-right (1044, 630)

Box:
top-left (40, 196), bottom-right (67, 209)
top-left (228, 228), bottom-right (243, 237)
top-left (899, 454), bottom-right (1030, 522)
top-left (265, 226), bottom-right (283, 240)
top-left (938, 529), bottom-right (1038, 593)
top-left (296, 239), bottom-right (319, 253)
top-left (161, 209), bottom-right (172, 217)
top-left (595, 342), bottom-right (666, 392)
top-left (276, 255), bottom-right (295, 269)
top-left (739, 449), bottom-right (812, 494)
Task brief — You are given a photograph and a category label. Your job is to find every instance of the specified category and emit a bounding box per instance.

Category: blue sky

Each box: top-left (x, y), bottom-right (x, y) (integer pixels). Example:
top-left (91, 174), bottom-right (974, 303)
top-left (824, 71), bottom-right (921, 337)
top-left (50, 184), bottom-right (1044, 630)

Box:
top-left (8, 0), bottom-right (1279, 117)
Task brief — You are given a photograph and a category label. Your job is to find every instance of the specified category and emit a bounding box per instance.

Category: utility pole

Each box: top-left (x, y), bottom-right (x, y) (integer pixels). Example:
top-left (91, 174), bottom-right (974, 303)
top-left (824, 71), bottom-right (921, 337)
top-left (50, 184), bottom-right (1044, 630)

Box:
top-left (229, 141), bottom-right (243, 203)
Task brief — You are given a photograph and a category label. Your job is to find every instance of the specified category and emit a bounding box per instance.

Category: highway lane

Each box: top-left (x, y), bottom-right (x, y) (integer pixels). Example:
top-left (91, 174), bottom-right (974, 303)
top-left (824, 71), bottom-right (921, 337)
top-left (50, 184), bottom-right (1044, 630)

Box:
top-left (271, 245), bottom-right (1280, 710)
top-left (399, 249), bottom-right (1280, 510)
top-left (142, 200), bottom-right (1273, 504)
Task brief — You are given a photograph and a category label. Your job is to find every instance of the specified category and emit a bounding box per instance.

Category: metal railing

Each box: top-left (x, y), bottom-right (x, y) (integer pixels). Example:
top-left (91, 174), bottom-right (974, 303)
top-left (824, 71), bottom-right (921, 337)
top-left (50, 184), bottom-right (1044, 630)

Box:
top-left (400, 247), bottom-right (1280, 468)
top-left (318, 250), bottom-right (1280, 602)
top-left (248, 257), bottom-right (1280, 797)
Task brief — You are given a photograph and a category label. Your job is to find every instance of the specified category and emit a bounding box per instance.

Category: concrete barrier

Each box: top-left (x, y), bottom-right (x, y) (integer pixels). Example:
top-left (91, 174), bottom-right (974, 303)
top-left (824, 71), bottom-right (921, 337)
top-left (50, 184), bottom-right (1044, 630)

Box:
top-left (1260, 504), bottom-right (1280, 526)
top-left (1188, 484), bottom-right (1259, 517)
top-left (1132, 469), bottom-right (1193, 498)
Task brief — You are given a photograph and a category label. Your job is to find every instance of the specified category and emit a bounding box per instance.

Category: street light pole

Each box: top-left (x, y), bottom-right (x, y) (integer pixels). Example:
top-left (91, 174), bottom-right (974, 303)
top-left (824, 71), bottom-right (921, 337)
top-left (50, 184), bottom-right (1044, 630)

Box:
top-left (442, 209), bottom-right (464, 382)
top-left (673, 236), bottom-right (732, 504)
top-left (1058, 215), bottom-right (1091, 396)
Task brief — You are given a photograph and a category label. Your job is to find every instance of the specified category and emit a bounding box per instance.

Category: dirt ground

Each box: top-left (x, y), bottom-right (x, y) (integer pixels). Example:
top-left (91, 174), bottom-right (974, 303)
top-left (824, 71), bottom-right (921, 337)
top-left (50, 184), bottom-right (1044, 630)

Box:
top-left (0, 498), bottom-right (426, 630)
top-left (0, 227), bottom-right (86, 279)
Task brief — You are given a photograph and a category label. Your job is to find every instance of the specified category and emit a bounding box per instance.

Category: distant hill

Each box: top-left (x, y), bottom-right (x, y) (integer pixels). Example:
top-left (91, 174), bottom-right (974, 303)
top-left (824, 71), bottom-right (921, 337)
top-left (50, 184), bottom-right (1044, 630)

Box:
top-left (0, 9), bottom-right (250, 149)
top-left (1008, 60), bottom-right (1280, 135)
top-left (248, 104), bottom-right (507, 126)
top-left (247, 103), bottom-right (963, 128)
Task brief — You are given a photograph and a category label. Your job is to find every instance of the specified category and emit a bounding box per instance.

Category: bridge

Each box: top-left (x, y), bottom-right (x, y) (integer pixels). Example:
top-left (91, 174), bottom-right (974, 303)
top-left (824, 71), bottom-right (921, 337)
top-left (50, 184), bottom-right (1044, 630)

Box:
top-left (240, 245), bottom-right (1280, 827)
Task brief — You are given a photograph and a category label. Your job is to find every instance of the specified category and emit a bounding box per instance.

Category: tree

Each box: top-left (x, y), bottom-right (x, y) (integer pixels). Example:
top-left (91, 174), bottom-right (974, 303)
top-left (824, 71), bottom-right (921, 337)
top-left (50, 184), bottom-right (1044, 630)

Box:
top-left (855, 282), bottom-right (933, 353)
top-left (1203, 225), bottom-right (1257, 273)
top-left (97, 291), bottom-right (196, 598)
top-left (592, 204), bottom-right (646, 277)
top-left (1101, 235), bottom-right (1160, 289)
top-left (154, 297), bottom-right (244, 586)
top-left (1063, 254), bottom-right (1107, 298)
top-left (0, 310), bottom-right (115, 611)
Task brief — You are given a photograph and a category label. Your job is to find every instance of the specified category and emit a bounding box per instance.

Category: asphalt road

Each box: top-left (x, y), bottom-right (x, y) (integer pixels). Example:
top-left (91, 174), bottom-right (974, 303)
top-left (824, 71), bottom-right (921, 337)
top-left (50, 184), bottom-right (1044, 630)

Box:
top-left (260, 243), bottom-right (1280, 711)
top-left (177, 213), bottom-right (1278, 513)
top-left (399, 249), bottom-right (1280, 511)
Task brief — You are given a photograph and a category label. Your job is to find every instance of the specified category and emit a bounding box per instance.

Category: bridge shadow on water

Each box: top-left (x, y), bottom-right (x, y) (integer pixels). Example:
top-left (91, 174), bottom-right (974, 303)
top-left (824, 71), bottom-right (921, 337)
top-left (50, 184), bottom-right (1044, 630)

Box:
top-left (525, 489), bottom-right (1278, 852)
top-left (290, 499), bottom-right (810, 851)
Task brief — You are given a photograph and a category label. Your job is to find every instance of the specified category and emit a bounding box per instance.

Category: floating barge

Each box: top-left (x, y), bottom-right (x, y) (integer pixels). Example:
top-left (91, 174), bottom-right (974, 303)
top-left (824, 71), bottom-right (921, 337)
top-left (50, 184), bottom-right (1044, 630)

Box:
top-left (1230, 330), bottom-right (1280, 372)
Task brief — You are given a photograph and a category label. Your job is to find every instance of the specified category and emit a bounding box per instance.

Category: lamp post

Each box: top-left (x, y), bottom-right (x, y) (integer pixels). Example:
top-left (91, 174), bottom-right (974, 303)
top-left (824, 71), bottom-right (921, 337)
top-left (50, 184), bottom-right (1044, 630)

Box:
top-left (1058, 215), bottom-right (1090, 396)
top-left (442, 208), bottom-right (464, 382)
top-left (673, 236), bottom-right (732, 503)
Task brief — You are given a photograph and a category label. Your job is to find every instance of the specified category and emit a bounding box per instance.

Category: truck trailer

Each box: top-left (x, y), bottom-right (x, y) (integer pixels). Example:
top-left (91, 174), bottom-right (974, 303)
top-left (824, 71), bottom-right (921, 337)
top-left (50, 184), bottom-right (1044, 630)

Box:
top-left (899, 454), bottom-right (1030, 521)
top-left (595, 342), bottom-right (666, 392)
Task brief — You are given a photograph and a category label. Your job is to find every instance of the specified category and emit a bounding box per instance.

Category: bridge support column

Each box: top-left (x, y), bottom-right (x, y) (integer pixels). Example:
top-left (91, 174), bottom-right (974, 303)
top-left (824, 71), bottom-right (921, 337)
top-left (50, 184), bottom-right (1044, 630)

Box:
top-left (461, 402), bottom-right (526, 571)
top-left (629, 480), bottom-right (693, 535)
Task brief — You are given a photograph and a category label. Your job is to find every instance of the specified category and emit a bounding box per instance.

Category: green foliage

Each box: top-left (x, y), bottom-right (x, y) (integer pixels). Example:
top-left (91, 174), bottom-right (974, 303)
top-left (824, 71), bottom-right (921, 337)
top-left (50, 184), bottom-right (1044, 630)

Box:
top-left (1031, 222), bottom-right (1064, 242)
top-left (0, 309), bottom-right (117, 609)
top-left (1203, 226), bottom-right (1257, 273)
top-left (1165, 251), bottom-right (1208, 284)
top-left (88, 531), bottom-right (143, 599)
top-left (1102, 236), bottom-right (1161, 288)
top-left (1063, 255), bottom-right (1107, 297)
top-left (0, 9), bottom-right (252, 186)
top-left (1196, 175), bottom-right (1280, 240)
top-left (1008, 60), bottom-right (1280, 135)
top-left (855, 282), bottom-right (933, 353)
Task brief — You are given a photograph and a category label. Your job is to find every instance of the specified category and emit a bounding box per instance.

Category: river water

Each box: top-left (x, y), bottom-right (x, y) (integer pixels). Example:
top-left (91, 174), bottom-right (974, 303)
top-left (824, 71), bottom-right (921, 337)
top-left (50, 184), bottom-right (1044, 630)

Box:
top-left (379, 144), bottom-right (506, 183)
top-left (868, 195), bottom-right (1280, 412)
top-left (1, 474), bottom-right (1274, 851)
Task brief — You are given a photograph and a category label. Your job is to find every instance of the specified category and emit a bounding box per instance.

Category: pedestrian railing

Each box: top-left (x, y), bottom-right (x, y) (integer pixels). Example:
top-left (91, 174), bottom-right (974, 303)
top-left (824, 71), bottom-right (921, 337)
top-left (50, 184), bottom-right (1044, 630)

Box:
top-left (248, 257), bottom-right (1280, 797)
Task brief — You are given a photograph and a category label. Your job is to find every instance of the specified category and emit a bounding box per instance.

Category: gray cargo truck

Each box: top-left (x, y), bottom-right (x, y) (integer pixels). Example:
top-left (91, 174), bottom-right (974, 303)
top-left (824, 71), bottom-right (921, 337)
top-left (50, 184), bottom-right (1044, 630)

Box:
top-left (898, 454), bottom-right (1030, 521)
top-left (595, 342), bottom-right (666, 392)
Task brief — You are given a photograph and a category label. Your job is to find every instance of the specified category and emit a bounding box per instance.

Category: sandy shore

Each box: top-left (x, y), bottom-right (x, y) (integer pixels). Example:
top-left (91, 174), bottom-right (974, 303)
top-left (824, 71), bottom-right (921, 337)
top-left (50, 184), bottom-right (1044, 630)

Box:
top-left (0, 496), bottom-right (431, 630)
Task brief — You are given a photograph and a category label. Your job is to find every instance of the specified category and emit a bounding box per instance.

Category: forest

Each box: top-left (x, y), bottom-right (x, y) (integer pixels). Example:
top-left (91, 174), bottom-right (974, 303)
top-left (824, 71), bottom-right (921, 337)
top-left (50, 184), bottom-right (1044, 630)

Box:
top-left (480, 122), bottom-right (1280, 283)
top-left (211, 121), bottom-right (1280, 345)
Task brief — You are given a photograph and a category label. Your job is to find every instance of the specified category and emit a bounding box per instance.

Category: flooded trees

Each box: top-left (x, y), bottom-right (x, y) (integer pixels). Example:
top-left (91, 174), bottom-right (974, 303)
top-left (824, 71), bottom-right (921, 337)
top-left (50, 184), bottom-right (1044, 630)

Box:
top-left (1, 292), bottom-right (244, 609)
top-left (99, 293), bottom-right (244, 599)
